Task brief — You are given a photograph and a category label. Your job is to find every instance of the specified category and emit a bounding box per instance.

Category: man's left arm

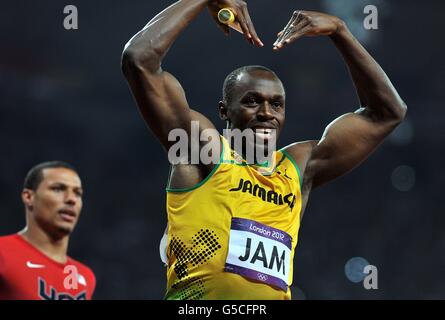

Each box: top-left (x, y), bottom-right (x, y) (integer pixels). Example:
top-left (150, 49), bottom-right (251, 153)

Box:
top-left (275, 11), bottom-right (407, 189)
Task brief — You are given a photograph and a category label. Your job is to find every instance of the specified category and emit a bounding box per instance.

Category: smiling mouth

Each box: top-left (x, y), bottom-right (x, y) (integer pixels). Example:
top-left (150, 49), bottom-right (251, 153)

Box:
top-left (253, 128), bottom-right (276, 140)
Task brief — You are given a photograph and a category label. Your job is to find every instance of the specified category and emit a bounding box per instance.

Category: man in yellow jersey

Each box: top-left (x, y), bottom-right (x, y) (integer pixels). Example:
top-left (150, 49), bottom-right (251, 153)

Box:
top-left (121, 0), bottom-right (407, 299)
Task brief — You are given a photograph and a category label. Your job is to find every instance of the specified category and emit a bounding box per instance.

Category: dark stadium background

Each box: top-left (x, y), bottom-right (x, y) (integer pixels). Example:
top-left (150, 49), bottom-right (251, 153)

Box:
top-left (1, 0), bottom-right (443, 299)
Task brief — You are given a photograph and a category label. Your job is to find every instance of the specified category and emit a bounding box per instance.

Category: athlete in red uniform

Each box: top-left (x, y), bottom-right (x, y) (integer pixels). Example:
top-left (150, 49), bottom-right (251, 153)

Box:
top-left (0, 161), bottom-right (96, 300)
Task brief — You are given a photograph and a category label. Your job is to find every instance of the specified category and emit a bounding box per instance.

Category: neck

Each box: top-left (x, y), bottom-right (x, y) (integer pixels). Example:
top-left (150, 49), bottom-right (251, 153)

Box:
top-left (224, 128), bottom-right (277, 165)
top-left (19, 222), bottom-right (69, 264)
top-left (230, 141), bottom-right (275, 166)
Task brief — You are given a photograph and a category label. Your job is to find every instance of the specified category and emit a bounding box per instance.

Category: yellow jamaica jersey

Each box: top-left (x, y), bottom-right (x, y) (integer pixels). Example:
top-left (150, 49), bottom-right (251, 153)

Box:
top-left (165, 136), bottom-right (303, 300)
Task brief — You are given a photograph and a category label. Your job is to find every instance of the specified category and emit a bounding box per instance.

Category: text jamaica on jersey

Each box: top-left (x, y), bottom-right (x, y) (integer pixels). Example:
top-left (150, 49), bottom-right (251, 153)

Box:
top-left (229, 178), bottom-right (296, 210)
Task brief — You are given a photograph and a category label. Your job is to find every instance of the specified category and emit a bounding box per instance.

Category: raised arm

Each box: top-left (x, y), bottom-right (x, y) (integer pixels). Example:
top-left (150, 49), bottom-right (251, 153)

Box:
top-left (275, 11), bottom-right (407, 189)
top-left (121, 0), bottom-right (262, 150)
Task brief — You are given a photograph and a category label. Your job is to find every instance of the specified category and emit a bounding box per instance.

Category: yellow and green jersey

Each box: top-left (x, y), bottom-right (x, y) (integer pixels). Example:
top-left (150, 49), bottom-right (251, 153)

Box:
top-left (165, 136), bottom-right (303, 300)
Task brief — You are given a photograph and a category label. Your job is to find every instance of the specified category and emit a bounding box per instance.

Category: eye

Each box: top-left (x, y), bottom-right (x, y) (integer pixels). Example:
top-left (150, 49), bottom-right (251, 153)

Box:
top-left (243, 97), bottom-right (258, 106)
top-left (51, 186), bottom-right (64, 192)
top-left (272, 101), bottom-right (282, 108)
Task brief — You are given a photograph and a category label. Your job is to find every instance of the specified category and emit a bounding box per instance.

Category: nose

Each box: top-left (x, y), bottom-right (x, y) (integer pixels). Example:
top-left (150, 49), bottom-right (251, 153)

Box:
top-left (64, 190), bottom-right (77, 206)
top-left (256, 102), bottom-right (275, 121)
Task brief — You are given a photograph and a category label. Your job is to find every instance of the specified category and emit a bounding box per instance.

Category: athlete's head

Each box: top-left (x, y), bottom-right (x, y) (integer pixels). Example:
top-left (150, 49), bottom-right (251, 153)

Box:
top-left (219, 65), bottom-right (286, 140)
top-left (21, 161), bottom-right (83, 239)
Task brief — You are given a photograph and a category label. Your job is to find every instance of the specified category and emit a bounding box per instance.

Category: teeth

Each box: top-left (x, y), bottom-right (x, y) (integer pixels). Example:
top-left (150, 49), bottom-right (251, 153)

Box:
top-left (255, 131), bottom-right (273, 141)
top-left (254, 128), bottom-right (272, 134)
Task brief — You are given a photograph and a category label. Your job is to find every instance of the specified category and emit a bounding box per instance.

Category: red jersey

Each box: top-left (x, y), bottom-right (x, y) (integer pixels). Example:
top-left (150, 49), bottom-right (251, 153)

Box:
top-left (0, 234), bottom-right (96, 300)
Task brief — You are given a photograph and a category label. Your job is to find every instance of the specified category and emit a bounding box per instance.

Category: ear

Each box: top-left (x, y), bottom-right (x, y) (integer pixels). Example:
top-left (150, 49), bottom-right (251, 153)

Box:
top-left (21, 189), bottom-right (34, 210)
top-left (218, 101), bottom-right (229, 121)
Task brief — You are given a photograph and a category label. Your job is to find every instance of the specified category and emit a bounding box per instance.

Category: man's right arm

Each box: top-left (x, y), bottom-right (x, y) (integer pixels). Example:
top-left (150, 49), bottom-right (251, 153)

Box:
top-left (121, 0), bottom-right (261, 150)
top-left (121, 0), bottom-right (213, 150)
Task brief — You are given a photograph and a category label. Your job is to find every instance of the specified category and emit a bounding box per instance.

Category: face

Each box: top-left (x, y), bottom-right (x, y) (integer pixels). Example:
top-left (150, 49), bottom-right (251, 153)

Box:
top-left (220, 70), bottom-right (286, 157)
top-left (22, 168), bottom-right (83, 238)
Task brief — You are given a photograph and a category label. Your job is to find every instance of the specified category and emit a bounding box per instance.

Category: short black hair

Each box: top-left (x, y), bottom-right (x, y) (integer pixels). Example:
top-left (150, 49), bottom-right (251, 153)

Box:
top-left (222, 65), bottom-right (280, 104)
top-left (24, 161), bottom-right (78, 191)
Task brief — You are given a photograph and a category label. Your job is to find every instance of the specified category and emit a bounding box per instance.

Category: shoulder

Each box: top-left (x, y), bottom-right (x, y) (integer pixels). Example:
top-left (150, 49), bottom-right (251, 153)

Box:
top-left (69, 257), bottom-right (95, 275)
top-left (68, 257), bottom-right (96, 283)
top-left (281, 140), bottom-right (318, 172)
top-left (0, 234), bottom-right (20, 249)
top-left (281, 140), bottom-right (319, 190)
top-left (0, 234), bottom-right (20, 273)
top-left (67, 257), bottom-right (96, 298)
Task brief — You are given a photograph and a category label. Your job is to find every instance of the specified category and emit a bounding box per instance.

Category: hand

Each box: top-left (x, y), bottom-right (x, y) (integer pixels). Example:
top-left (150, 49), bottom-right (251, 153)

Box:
top-left (208, 0), bottom-right (263, 47)
top-left (273, 11), bottom-right (344, 50)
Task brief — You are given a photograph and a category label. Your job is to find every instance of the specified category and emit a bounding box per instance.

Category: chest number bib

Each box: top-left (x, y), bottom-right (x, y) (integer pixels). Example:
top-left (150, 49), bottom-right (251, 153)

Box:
top-left (224, 217), bottom-right (292, 291)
